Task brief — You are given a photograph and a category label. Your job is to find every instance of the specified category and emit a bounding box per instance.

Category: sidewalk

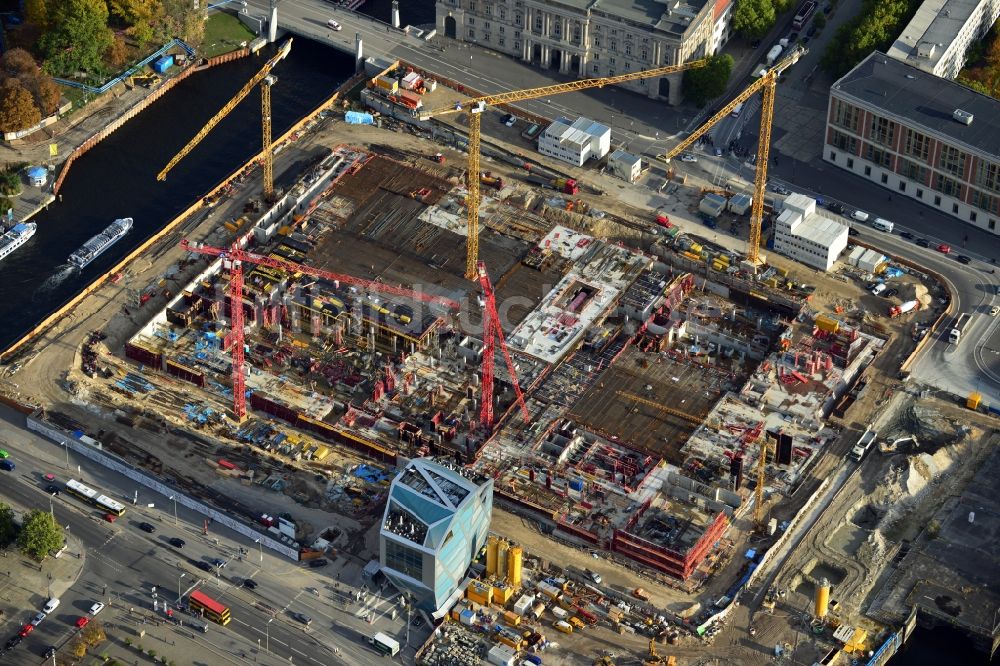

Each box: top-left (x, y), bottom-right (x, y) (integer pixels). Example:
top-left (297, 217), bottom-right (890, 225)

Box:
top-left (0, 525), bottom-right (86, 622)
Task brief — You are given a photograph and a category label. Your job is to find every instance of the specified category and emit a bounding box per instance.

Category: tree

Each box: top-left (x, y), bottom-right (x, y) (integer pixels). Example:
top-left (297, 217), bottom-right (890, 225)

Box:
top-left (160, 0), bottom-right (206, 44)
top-left (109, 0), bottom-right (162, 46)
top-left (16, 510), bottom-right (63, 562)
top-left (0, 49), bottom-right (38, 78)
top-left (813, 12), bottom-right (827, 29)
top-left (0, 80), bottom-right (42, 133)
top-left (0, 503), bottom-right (17, 547)
top-left (105, 35), bottom-right (129, 68)
top-left (23, 75), bottom-right (61, 116)
top-left (24, 0), bottom-right (49, 27)
top-left (732, 0), bottom-right (776, 40)
top-left (71, 639), bottom-right (88, 658)
top-left (773, 0), bottom-right (794, 12)
top-left (683, 54), bottom-right (735, 106)
top-left (81, 620), bottom-right (106, 646)
top-left (38, 0), bottom-right (114, 77)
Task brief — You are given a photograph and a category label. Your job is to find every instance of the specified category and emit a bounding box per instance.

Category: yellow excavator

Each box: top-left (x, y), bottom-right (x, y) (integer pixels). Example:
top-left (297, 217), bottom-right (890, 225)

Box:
top-left (643, 639), bottom-right (677, 665)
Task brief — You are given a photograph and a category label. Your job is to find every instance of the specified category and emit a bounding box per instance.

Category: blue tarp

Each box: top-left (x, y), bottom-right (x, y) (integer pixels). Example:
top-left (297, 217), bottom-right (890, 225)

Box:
top-left (345, 111), bottom-right (375, 125)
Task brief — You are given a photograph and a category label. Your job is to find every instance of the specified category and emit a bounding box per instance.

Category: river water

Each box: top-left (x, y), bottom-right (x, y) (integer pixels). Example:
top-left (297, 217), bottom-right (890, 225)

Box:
top-left (0, 39), bottom-right (353, 352)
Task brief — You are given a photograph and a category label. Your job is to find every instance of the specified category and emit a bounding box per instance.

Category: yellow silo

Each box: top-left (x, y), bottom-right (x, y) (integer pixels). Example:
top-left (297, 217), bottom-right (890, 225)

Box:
top-left (815, 578), bottom-right (830, 619)
top-left (497, 539), bottom-right (510, 581)
top-left (486, 535), bottom-right (499, 576)
top-left (507, 545), bottom-right (523, 588)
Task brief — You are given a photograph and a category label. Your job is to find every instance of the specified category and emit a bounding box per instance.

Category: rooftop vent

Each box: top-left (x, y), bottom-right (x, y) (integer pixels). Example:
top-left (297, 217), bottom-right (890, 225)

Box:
top-left (953, 109), bottom-right (974, 125)
top-left (916, 42), bottom-right (936, 58)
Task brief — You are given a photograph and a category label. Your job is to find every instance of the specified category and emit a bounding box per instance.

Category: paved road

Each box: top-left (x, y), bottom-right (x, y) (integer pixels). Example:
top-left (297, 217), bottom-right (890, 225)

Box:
top-left (0, 408), bottom-right (412, 665)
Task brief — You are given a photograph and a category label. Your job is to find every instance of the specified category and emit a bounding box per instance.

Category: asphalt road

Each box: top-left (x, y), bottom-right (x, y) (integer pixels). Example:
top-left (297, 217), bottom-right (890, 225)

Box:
top-left (0, 410), bottom-right (405, 666)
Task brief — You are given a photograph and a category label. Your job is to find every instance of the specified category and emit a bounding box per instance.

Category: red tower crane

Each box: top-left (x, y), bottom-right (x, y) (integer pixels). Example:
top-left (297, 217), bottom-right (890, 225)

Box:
top-left (180, 239), bottom-right (460, 421)
top-left (477, 261), bottom-right (530, 428)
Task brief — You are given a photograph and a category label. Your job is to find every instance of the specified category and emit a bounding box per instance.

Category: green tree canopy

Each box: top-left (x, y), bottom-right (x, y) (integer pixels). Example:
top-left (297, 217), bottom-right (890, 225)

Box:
top-left (0, 503), bottom-right (17, 547)
top-left (38, 0), bottom-right (114, 77)
top-left (0, 79), bottom-right (42, 133)
top-left (24, 0), bottom-right (50, 28)
top-left (732, 0), bottom-right (777, 40)
top-left (683, 54), bottom-right (735, 106)
top-left (17, 510), bottom-right (63, 562)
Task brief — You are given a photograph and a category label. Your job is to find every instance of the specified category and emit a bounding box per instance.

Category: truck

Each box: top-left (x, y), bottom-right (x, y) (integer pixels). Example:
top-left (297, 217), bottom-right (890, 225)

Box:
top-left (949, 313), bottom-right (972, 345)
top-left (525, 173), bottom-right (579, 194)
top-left (766, 44), bottom-right (784, 66)
top-left (888, 300), bottom-right (920, 318)
top-left (849, 427), bottom-right (877, 462)
top-left (480, 171), bottom-right (505, 190)
top-left (368, 632), bottom-right (400, 656)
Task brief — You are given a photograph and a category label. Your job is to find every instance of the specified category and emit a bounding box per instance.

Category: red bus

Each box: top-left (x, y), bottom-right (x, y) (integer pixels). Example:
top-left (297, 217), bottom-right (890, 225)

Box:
top-left (188, 590), bottom-right (231, 626)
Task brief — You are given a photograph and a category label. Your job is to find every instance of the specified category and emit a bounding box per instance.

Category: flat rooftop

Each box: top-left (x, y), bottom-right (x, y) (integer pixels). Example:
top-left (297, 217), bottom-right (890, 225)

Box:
top-left (832, 51), bottom-right (1000, 158)
top-left (886, 0), bottom-right (984, 72)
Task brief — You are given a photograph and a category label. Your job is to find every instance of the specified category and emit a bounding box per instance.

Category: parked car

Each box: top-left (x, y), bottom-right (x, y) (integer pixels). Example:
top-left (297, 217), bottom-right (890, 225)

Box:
top-left (327, 19), bottom-right (341, 30)
top-left (807, 26), bottom-right (817, 37)
top-left (30, 613), bottom-right (46, 627)
top-left (937, 243), bottom-right (951, 253)
top-left (770, 183), bottom-right (791, 195)
top-left (504, 115), bottom-right (518, 128)
top-left (103, 513), bottom-right (118, 523)
top-left (45, 484), bottom-right (60, 495)
top-left (138, 522), bottom-right (155, 533)
top-left (89, 602), bottom-right (105, 616)
top-left (899, 231), bottom-right (914, 239)
top-left (847, 227), bottom-right (859, 237)
top-left (308, 558), bottom-right (329, 569)
top-left (713, 147), bottom-right (723, 157)
top-left (823, 3), bottom-right (833, 13)
top-left (0, 449), bottom-right (8, 459)
top-left (195, 561), bottom-right (212, 572)
top-left (290, 611), bottom-right (312, 626)
top-left (989, 305), bottom-right (999, 317)
top-left (679, 153), bottom-right (698, 163)
top-left (850, 210), bottom-right (870, 222)
top-left (884, 288), bottom-right (899, 298)
top-left (826, 202), bottom-right (845, 214)
top-left (74, 617), bottom-right (89, 629)
top-left (871, 283), bottom-right (887, 296)
top-left (44, 646), bottom-right (57, 658)
top-left (5, 636), bottom-right (21, 650)
top-left (957, 254), bottom-right (971, 264)
top-left (243, 578), bottom-right (258, 590)
top-left (43, 598), bottom-right (60, 614)
top-left (915, 238), bottom-right (930, 247)
top-left (168, 537), bottom-right (186, 548)
top-left (17, 624), bottom-right (34, 638)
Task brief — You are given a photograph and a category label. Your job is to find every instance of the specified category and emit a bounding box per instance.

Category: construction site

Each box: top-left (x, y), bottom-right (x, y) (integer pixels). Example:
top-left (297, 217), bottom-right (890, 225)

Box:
top-left (8, 39), bottom-right (998, 666)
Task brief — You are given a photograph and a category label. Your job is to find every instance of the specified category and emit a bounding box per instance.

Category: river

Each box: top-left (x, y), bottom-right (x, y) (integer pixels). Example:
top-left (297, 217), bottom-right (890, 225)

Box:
top-left (0, 39), bottom-right (353, 353)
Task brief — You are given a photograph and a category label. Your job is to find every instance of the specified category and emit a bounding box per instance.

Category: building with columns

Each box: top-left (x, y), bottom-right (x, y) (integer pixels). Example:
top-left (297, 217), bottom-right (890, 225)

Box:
top-left (435, 0), bottom-right (732, 106)
top-left (825, 52), bottom-right (1000, 236)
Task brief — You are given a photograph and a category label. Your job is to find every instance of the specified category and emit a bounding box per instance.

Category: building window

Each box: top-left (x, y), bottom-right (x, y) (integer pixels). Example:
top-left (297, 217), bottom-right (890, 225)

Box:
top-left (484, 4), bottom-right (490, 15)
top-left (573, 24), bottom-right (581, 43)
top-left (866, 145), bottom-right (892, 168)
top-left (482, 32), bottom-right (490, 41)
top-left (829, 151), bottom-right (836, 161)
top-left (953, 203), bottom-right (959, 213)
top-left (534, 15), bottom-right (542, 31)
top-left (592, 64), bottom-right (599, 73)
top-left (847, 158), bottom-right (854, 168)
top-left (868, 115), bottom-right (896, 147)
top-left (938, 145), bottom-right (966, 177)
top-left (831, 99), bottom-right (861, 133)
top-left (934, 173), bottom-right (962, 197)
top-left (990, 219), bottom-right (996, 230)
top-left (609, 57), bottom-right (616, 65)
top-left (970, 211), bottom-right (977, 222)
top-left (469, 1), bottom-right (475, 10)
top-left (484, 21), bottom-right (490, 28)
top-left (595, 38), bottom-right (601, 48)
top-left (624, 62), bottom-right (631, 71)
top-left (916, 188), bottom-right (923, 198)
top-left (974, 160), bottom-right (1000, 194)
top-left (641, 49), bottom-right (648, 60)
top-left (902, 128), bottom-right (931, 162)
top-left (499, 26), bottom-right (504, 33)
top-left (881, 173), bottom-right (888, 184)
top-left (499, 37), bottom-right (505, 46)
top-left (625, 44), bottom-right (632, 55)
top-left (468, 17), bottom-right (474, 25)
top-left (898, 182), bottom-right (905, 192)
top-left (934, 195), bottom-right (942, 205)
top-left (864, 166), bottom-right (872, 176)
top-left (553, 21), bottom-right (560, 37)
top-left (593, 54), bottom-right (599, 60)
top-left (971, 190), bottom-right (1000, 215)
top-left (468, 28), bottom-right (475, 37)
top-left (515, 13), bottom-right (522, 26)
top-left (830, 129), bottom-right (857, 154)
top-left (610, 39), bottom-right (617, 51)
top-left (385, 540), bottom-right (422, 580)
top-left (898, 157), bottom-right (928, 183)
top-left (499, 7), bottom-right (505, 19)
top-left (514, 30), bottom-right (520, 38)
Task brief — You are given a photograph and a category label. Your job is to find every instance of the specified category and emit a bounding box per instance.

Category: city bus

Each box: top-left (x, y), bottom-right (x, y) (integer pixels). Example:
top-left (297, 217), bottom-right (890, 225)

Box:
top-left (65, 479), bottom-right (127, 516)
top-left (188, 590), bottom-right (231, 626)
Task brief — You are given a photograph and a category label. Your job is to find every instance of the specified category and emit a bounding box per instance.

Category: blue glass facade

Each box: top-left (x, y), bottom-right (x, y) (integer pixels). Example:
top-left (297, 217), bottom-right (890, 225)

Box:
top-left (379, 459), bottom-right (493, 614)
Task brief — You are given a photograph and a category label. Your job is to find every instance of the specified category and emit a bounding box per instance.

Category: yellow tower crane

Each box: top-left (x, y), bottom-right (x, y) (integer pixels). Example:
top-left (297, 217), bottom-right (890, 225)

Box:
top-left (420, 59), bottom-right (709, 280)
top-left (616, 390), bottom-right (705, 425)
top-left (659, 45), bottom-right (807, 266)
top-left (157, 39), bottom-right (293, 200)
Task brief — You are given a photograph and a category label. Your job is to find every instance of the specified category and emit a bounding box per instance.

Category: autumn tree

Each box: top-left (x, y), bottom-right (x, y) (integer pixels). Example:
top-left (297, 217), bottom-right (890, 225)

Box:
top-left (24, 0), bottom-right (50, 27)
top-left (0, 49), bottom-right (38, 78)
top-left (24, 76), bottom-right (61, 115)
top-left (105, 35), bottom-right (129, 68)
top-left (109, 0), bottom-right (162, 46)
top-left (39, 0), bottom-right (114, 77)
top-left (0, 79), bottom-right (42, 133)
top-left (161, 0), bottom-right (207, 44)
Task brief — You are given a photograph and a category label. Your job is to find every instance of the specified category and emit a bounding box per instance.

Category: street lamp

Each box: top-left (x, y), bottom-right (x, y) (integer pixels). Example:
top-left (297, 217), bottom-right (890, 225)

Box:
top-left (47, 573), bottom-right (52, 598)
top-left (266, 617), bottom-right (274, 654)
top-left (256, 538), bottom-right (263, 565)
top-left (169, 495), bottom-right (178, 525)
top-left (177, 572), bottom-right (186, 601)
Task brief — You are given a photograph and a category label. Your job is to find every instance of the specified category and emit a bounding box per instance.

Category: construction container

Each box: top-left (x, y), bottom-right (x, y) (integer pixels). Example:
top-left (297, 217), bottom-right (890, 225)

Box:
top-left (498, 634), bottom-right (521, 650)
top-left (488, 644), bottom-right (517, 666)
top-left (459, 608), bottom-right (476, 626)
top-left (493, 584), bottom-right (514, 604)
top-left (814, 315), bottom-right (841, 334)
top-left (967, 392), bottom-right (982, 409)
top-left (551, 606), bottom-right (568, 620)
top-left (487, 535), bottom-right (499, 576)
top-left (508, 546), bottom-right (523, 588)
top-left (689, 242), bottom-right (703, 254)
top-left (536, 581), bottom-right (560, 600)
top-left (152, 54), bottom-right (174, 73)
top-left (503, 610), bottom-right (522, 627)
top-left (530, 601), bottom-right (546, 619)
top-left (374, 76), bottom-right (398, 93)
top-left (553, 620), bottom-right (573, 634)
top-left (569, 616), bottom-right (585, 629)
top-left (513, 594), bottom-right (534, 616)
top-left (467, 580), bottom-right (493, 606)
top-left (728, 193), bottom-right (752, 215)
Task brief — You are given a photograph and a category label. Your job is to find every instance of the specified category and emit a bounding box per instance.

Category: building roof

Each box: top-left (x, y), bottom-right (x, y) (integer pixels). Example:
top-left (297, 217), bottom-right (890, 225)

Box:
top-left (586, 0), bottom-right (712, 36)
top-left (609, 149), bottom-right (641, 165)
top-left (544, 116), bottom-right (610, 148)
top-left (778, 209), bottom-right (849, 248)
top-left (886, 0), bottom-right (981, 72)
top-left (832, 51), bottom-right (1000, 158)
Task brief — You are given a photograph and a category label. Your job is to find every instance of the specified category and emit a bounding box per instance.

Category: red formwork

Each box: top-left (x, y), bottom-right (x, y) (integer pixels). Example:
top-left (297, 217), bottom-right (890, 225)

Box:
top-left (124, 342), bottom-right (163, 370)
top-left (556, 518), bottom-right (600, 545)
top-left (165, 359), bottom-right (206, 387)
top-left (611, 512), bottom-right (729, 581)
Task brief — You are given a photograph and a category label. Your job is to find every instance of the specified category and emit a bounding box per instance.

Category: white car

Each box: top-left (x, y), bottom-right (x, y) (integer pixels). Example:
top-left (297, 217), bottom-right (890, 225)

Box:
top-left (504, 115), bottom-right (517, 127)
top-left (42, 598), bottom-right (60, 614)
top-left (30, 612), bottom-right (46, 627)
top-left (327, 19), bottom-right (342, 31)
top-left (990, 305), bottom-right (999, 317)
top-left (851, 210), bottom-right (870, 223)
top-left (679, 153), bottom-right (698, 163)
top-left (89, 602), bottom-right (106, 616)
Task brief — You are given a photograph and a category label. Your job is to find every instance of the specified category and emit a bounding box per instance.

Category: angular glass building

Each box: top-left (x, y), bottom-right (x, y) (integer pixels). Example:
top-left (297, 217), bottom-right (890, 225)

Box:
top-left (379, 459), bottom-right (493, 615)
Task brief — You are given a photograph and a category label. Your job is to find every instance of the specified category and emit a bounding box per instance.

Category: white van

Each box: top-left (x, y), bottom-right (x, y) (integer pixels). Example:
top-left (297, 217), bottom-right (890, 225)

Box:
top-left (851, 210), bottom-right (870, 223)
top-left (872, 217), bottom-right (893, 232)
top-left (871, 283), bottom-right (887, 296)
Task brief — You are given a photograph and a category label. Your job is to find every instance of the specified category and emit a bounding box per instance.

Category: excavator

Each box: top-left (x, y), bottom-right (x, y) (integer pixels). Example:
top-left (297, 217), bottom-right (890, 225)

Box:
top-left (643, 639), bottom-right (677, 666)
